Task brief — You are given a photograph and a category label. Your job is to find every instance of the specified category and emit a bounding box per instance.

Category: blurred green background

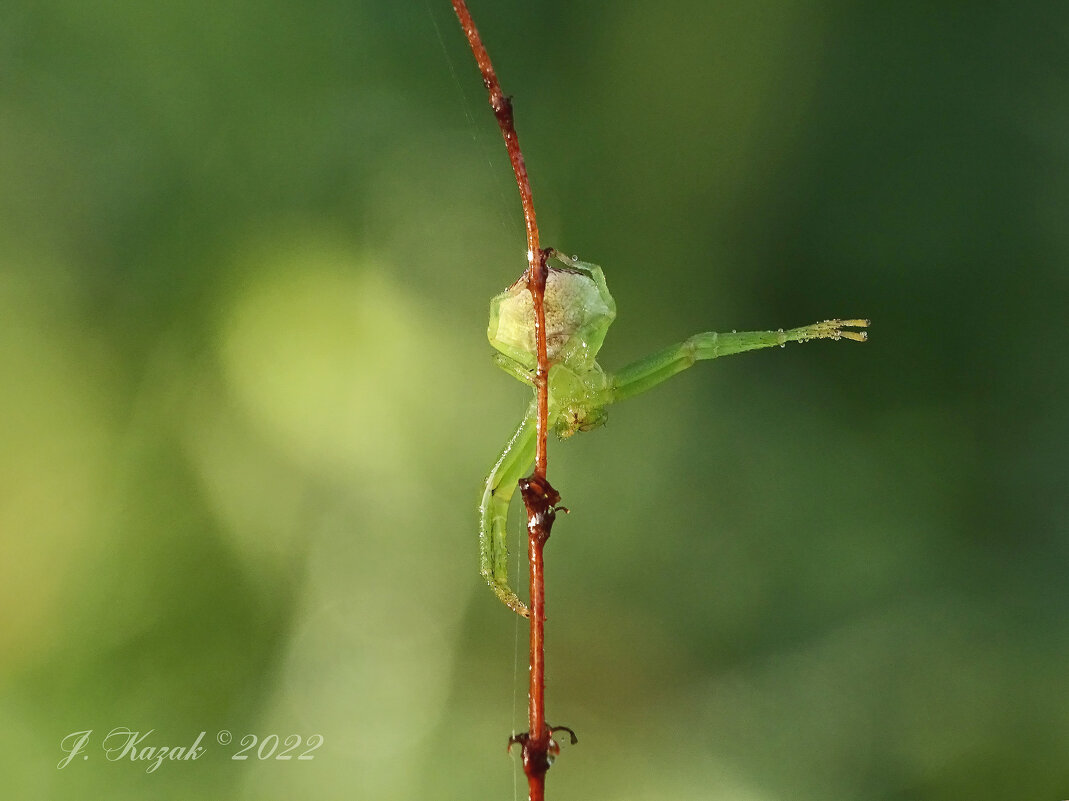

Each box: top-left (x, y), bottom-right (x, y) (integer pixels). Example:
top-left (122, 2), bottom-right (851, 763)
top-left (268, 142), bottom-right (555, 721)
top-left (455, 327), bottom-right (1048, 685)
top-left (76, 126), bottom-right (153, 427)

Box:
top-left (2, 1), bottom-right (1067, 799)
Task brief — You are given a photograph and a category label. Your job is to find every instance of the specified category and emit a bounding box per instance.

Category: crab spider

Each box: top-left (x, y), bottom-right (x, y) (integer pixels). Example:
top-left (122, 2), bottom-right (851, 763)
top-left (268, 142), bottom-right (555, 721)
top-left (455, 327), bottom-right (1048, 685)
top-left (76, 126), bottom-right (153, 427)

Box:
top-left (480, 250), bottom-right (868, 617)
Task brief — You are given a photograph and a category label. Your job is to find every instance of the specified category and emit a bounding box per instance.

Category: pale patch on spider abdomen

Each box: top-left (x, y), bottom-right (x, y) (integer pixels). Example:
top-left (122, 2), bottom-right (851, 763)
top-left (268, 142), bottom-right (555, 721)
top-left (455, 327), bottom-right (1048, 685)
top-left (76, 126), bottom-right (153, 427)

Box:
top-left (487, 256), bottom-right (616, 374)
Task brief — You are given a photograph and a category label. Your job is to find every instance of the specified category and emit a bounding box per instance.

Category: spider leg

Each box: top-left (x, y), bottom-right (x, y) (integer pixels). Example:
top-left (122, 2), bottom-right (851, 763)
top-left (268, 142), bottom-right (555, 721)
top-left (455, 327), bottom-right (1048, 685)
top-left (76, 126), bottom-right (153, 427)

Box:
top-left (479, 402), bottom-right (537, 617)
top-left (611, 319), bottom-right (869, 401)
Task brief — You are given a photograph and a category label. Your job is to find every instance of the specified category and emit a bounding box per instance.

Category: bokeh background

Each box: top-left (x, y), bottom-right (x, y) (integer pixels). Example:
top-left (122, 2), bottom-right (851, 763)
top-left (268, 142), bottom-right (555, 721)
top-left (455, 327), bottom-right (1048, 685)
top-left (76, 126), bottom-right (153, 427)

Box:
top-left (2, 1), bottom-right (1067, 799)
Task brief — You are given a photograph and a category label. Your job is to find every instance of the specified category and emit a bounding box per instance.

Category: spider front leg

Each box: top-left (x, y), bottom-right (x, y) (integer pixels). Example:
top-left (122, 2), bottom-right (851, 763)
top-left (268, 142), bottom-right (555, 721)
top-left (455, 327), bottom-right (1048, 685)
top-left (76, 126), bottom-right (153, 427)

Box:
top-left (479, 402), bottom-right (537, 617)
top-left (611, 319), bottom-right (869, 400)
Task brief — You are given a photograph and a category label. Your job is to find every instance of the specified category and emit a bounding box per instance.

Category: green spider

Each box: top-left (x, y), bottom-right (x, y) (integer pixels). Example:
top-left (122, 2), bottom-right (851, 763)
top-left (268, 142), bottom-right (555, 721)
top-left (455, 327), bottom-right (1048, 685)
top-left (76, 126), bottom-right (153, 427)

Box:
top-left (480, 250), bottom-right (868, 617)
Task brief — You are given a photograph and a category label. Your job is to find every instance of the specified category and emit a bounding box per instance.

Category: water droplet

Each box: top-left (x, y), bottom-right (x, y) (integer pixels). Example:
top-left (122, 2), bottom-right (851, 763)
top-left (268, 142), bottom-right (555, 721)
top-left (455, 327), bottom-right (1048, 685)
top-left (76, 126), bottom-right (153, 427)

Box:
top-left (731, 329), bottom-right (736, 334)
top-left (780, 343), bottom-right (785, 348)
top-left (571, 254), bottom-right (579, 261)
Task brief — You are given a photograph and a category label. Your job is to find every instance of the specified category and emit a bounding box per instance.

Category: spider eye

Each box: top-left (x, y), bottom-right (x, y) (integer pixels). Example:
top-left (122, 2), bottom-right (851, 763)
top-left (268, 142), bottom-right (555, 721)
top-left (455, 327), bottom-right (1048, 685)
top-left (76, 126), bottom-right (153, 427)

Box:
top-left (553, 404), bottom-right (608, 439)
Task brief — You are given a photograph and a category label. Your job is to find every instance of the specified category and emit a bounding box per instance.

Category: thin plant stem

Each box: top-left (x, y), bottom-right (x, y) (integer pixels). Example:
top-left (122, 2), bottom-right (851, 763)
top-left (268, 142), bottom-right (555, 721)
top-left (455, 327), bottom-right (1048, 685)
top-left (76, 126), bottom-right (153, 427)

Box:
top-left (449, 2), bottom-right (565, 799)
top-left (449, 0), bottom-right (550, 479)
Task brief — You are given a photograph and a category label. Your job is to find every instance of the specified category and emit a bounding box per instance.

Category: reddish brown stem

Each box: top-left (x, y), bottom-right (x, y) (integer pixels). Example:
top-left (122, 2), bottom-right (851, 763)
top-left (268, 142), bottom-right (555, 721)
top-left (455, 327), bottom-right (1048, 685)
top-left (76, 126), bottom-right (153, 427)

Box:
top-left (449, 0), bottom-right (550, 478)
top-left (515, 476), bottom-right (560, 796)
top-left (450, 2), bottom-right (567, 798)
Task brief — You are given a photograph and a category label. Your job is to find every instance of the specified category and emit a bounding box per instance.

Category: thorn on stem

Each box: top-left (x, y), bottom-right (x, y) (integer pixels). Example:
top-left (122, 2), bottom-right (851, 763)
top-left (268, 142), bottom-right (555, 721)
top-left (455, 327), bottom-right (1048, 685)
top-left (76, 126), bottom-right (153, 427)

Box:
top-left (506, 724), bottom-right (578, 769)
top-left (550, 725), bottom-right (578, 745)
